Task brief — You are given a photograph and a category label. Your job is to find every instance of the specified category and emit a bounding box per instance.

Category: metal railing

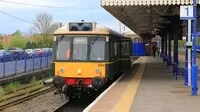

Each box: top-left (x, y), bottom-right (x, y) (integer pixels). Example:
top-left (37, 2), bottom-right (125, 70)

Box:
top-left (0, 53), bottom-right (52, 79)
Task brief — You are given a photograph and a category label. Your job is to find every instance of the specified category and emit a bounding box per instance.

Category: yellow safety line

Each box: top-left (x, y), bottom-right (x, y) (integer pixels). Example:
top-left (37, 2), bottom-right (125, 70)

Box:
top-left (112, 58), bottom-right (146, 112)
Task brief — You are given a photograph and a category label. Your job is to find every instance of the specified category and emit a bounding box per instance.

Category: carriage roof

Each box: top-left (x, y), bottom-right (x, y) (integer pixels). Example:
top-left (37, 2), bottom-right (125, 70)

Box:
top-left (54, 22), bottom-right (127, 38)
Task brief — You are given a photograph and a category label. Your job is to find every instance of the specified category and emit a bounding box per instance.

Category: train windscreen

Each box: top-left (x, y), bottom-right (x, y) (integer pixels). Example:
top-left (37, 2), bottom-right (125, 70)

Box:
top-left (73, 37), bottom-right (88, 60)
top-left (90, 37), bottom-right (105, 60)
top-left (55, 37), bottom-right (105, 61)
top-left (56, 37), bottom-right (71, 60)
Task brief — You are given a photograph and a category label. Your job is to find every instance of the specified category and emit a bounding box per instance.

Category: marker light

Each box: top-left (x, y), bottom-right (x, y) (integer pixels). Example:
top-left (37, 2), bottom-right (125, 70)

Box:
top-left (95, 68), bottom-right (101, 76)
top-left (60, 68), bottom-right (65, 73)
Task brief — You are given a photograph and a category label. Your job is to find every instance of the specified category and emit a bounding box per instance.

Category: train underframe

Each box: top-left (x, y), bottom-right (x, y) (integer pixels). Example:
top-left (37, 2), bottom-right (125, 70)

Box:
top-left (53, 76), bottom-right (106, 100)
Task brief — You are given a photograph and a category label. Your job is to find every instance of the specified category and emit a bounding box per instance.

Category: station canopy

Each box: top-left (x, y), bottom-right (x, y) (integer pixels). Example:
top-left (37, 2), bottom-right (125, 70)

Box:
top-left (101, 0), bottom-right (199, 37)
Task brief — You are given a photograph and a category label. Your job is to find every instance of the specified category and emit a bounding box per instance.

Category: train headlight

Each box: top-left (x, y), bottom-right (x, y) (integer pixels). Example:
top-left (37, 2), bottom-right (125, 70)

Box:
top-left (77, 69), bottom-right (82, 75)
top-left (60, 68), bottom-right (65, 73)
top-left (96, 68), bottom-right (100, 73)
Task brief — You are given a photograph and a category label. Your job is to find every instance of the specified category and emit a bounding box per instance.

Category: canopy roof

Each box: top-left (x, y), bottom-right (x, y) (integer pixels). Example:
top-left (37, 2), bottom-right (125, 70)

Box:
top-left (101, 0), bottom-right (199, 37)
top-left (101, 0), bottom-right (195, 6)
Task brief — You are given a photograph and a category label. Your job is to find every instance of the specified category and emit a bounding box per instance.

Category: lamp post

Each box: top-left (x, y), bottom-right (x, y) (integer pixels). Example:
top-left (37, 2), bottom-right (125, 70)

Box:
top-left (30, 28), bottom-right (34, 49)
top-left (192, 0), bottom-right (198, 96)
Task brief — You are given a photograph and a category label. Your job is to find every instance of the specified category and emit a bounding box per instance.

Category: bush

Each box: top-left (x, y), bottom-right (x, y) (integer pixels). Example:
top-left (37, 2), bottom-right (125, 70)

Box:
top-left (8, 37), bottom-right (28, 49)
top-left (0, 43), bottom-right (3, 49)
top-left (25, 41), bottom-right (39, 49)
top-left (34, 34), bottom-right (53, 48)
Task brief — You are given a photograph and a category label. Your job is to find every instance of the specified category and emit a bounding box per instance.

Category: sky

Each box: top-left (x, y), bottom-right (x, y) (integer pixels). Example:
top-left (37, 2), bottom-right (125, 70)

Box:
top-left (0, 0), bottom-right (129, 34)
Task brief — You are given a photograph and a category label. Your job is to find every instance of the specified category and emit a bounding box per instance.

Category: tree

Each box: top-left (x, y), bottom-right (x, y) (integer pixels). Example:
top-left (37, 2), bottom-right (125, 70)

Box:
top-left (0, 42), bottom-right (3, 49)
top-left (34, 12), bottom-right (62, 34)
top-left (25, 41), bottom-right (39, 49)
top-left (34, 34), bottom-right (53, 48)
top-left (12, 30), bottom-right (22, 37)
top-left (8, 37), bottom-right (28, 49)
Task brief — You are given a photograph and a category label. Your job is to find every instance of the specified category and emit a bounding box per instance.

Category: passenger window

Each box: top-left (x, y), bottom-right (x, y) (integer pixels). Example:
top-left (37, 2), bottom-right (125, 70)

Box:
top-left (110, 41), bottom-right (119, 60)
top-left (111, 42), bottom-right (115, 60)
top-left (121, 42), bottom-right (130, 55)
top-left (114, 42), bottom-right (118, 57)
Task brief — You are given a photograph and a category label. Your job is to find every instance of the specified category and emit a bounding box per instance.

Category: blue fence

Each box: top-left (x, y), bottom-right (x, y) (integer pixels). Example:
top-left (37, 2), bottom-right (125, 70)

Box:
top-left (0, 53), bottom-right (52, 79)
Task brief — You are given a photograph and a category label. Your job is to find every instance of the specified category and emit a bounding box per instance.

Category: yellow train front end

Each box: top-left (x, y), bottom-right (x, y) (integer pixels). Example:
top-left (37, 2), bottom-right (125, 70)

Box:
top-left (52, 34), bottom-right (109, 99)
top-left (53, 62), bottom-right (107, 89)
top-left (52, 22), bottom-right (132, 100)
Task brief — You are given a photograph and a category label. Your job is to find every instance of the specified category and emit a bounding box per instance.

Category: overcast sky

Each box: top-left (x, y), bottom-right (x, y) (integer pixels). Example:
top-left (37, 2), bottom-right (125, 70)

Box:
top-left (0, 0), bottom-right (128, 34)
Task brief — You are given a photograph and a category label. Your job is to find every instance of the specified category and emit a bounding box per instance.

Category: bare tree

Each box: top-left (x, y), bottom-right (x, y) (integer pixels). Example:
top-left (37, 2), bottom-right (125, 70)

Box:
top-left (34, 12), bottom-right (62, 34)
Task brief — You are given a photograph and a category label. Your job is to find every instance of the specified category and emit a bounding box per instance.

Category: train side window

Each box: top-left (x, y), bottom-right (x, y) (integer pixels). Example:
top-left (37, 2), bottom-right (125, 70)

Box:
top-left (110, 41), bottom-right (119, 60)
top-left (114, 42), bottom-right (118, 57)
top-left (110, 41), bottom-right (115, 60)
top-left (121, 42), bottom-right (130, 55)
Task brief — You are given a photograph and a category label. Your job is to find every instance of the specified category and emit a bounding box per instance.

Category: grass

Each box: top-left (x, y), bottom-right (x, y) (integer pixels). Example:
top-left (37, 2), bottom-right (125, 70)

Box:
top-left (0, 84), bottom-right (44, 103)
top-left (0, 77), bottom-right (42, 98)
top-left (0, 78), bottom-right (44, 103)
top-left (30, 76), bottom-right (38, 85)
top-left (3, 82), bottom-right (21, 93)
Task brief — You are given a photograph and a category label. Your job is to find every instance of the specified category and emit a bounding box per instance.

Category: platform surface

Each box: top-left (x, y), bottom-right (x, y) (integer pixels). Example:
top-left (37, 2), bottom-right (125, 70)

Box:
top-left (131, 57), bottom-right (200, 112)
top-left (85, 56), bottom-right (200, 112)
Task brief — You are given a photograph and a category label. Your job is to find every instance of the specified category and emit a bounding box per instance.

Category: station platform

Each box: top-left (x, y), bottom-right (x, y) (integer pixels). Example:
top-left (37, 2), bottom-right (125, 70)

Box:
top-left (84, 56), bottom-right (200, 112)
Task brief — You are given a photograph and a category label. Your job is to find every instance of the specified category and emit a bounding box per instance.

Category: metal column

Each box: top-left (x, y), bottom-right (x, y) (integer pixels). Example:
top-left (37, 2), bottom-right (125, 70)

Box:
top-left (167, 32), bottom-right (172, 66)
top-left (173, 26), bottom-right (179, 80)
top-left (161, 36), bottom-right (164, 58)
top-left (184, 21), bottom-right (188, 86)
top-left (192, 0), bottom-right (198, 96)
top-left (188, 20), bottom-right (192, 87)
top-left (165, 35), bottom-right (168, 62)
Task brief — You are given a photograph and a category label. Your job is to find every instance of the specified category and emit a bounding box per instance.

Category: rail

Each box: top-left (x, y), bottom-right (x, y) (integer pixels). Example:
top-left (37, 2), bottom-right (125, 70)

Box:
top-left (0, 86), bottom-right (55, 111)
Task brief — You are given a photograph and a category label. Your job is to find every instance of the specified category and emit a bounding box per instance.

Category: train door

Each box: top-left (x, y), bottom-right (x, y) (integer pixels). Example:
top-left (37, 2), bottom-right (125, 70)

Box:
top-left (108, 37), bottom-right (121, 79)
top-left (120, 38), bottom-right (132, 72)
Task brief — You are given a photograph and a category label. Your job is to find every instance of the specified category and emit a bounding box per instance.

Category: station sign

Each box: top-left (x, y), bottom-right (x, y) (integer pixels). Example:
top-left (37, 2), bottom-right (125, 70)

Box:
top-left (180, 6), bottom-right (194, 20)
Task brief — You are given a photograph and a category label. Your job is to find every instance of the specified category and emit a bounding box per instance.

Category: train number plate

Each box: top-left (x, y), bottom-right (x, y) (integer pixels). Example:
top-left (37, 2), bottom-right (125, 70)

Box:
top-left (98, 64), bottom-right (105, 67)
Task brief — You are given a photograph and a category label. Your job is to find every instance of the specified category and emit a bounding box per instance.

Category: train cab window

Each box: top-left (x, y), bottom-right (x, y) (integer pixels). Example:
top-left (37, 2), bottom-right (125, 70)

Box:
top-left (56, 37), bottom-right (71, 60)
top-left (73, 37), bottom-right (88, 60)
top-left (90, 37), bottom-right (105, 61)
top-left (121, 42), bottom-right (130, 55)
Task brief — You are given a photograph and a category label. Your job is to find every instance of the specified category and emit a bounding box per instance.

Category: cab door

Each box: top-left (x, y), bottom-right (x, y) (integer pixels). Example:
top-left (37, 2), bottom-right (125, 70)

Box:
top-left (120, 38), bottom-right (132, 72)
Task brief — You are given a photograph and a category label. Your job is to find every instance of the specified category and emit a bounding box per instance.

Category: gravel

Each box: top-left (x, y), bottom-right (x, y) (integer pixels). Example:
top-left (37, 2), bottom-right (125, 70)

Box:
top-left (2, 91), bottom-right (67, 112)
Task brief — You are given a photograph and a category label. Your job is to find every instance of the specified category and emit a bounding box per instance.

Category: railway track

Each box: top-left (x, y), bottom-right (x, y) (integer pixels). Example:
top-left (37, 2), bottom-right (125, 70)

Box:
top-left (0, 86), bottom-right (55, 111)
top-left (53, 93), bottom-right (100, 112)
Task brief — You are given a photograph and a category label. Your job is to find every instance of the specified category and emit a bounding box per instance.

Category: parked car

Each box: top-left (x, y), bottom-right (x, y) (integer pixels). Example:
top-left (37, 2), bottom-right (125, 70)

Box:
top-left (42, 48), bottom-right (51, 53)
top-left (8, 47), bottom-right (24, 54)
top-left (0, 50), bottom-right (6, 56)
top-left (25, 49), bottom-right (35, 56)
top-left (34, 49), bottom-right (44, 55)
top-left (0, 49), bottom-right (13, 61)
top-left (7, 47), bottom-right (28, 59)
top-left (0, 49), bottom-right (12, 56)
